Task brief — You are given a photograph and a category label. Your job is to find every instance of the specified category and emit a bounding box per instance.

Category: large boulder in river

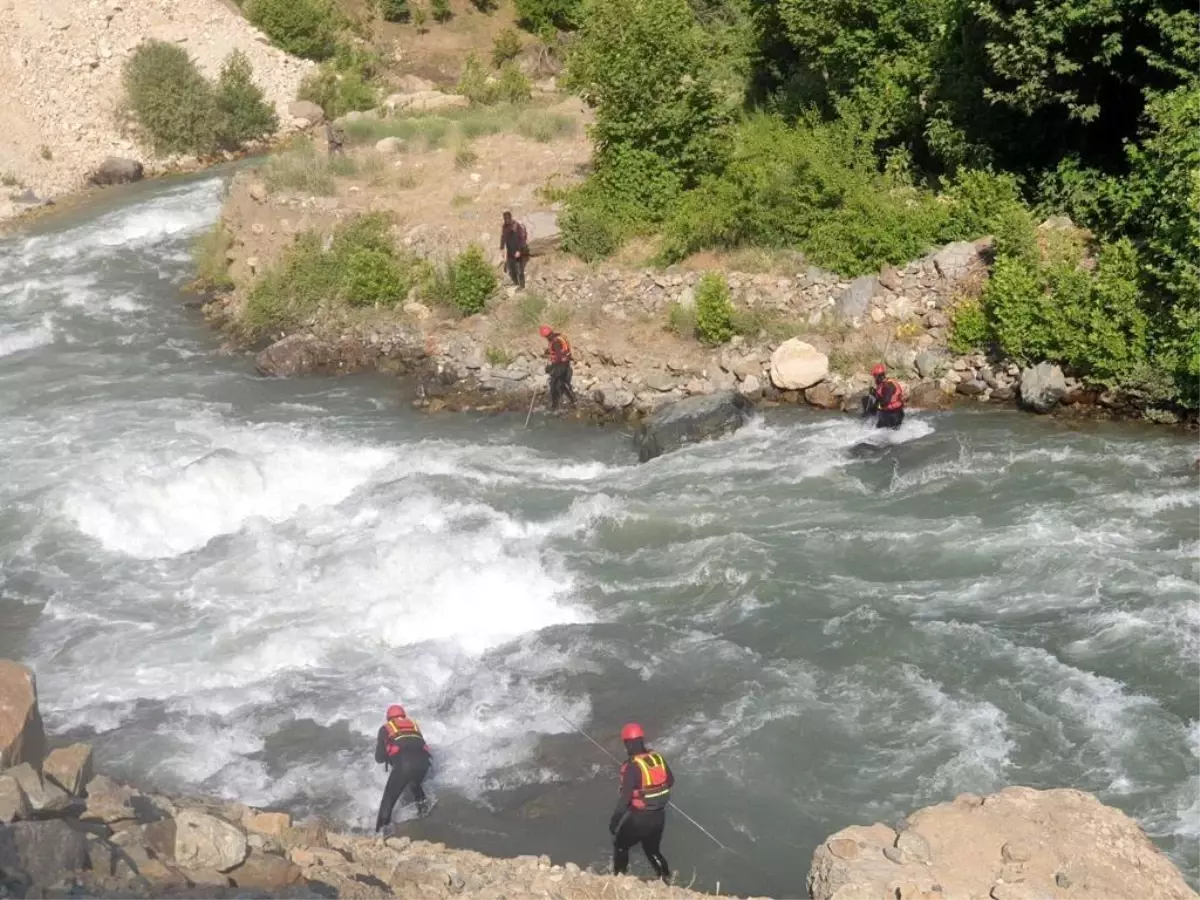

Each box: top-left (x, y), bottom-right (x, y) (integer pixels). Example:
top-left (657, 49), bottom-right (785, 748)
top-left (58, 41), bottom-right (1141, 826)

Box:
top-left (1019, 361), bottom-right (1067, 413)
top-left (0, 661), bottom-right (45, 771)
top-left (807, 786), bottom-right (1198, 900)
top-left (770, 339), bottom-right (829, 390)
top-left (88, 157), bottom-right (144, 187)
top-left (634, 391), bottom-right (752, 462)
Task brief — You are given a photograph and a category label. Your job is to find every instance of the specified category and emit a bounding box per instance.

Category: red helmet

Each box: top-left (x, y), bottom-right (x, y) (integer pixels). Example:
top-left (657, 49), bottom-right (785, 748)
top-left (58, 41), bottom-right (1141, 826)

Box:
top-left (539, 325), bottom-right (553, 338)
top-left (871, 364), bottom-right (887, 377)
top-left (620, 723), bottom-right (645, 742)
top-left (387, 704), bottom-right (405, 720)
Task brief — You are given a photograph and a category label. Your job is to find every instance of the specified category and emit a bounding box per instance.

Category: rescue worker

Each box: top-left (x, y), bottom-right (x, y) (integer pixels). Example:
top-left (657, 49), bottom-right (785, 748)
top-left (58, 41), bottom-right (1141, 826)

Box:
top-left (539, 324), bottom-right (576, 411)
top-left (374, 704), bottom-right (432, 832)
top-left (862, 363), bottom-right (905, 429)
top-left (500, 211), bottom-right (528, 289)
top-left (609, 723), bottom-right (673, 881)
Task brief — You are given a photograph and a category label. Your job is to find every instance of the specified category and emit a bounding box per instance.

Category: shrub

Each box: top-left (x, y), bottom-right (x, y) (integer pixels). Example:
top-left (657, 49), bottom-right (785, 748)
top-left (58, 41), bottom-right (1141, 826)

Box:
top-left (214, 51), bottom-right (279, 149)
top-left (244, 0), bottom-right (340, 61)
top-left (486, 346), bottom-right (512, 366)
top-left (472, 0), bottom-right (499, 10)
top-left (123, 40), bottom-right (218, 155)
top-left (192, 224), bottom-right (235, 292)
top-left (494, 63), bottom-right (533, 104)
top-left (456, 54), bottom-right (491, 104)
top-left (378, 0), bottom-right (410, 22)
top-left (667, 300), bottom-right (696, 337)
top-left (560, 199), bottom-right (620, 262)
top-left (263, 139), bottom-right (337, 194)
top-left (694, 273), bottom-right (735, 344)
top-left (457, 57), bottom-right (532, 106)
top-left (342, 248), bottom-right (407, 306)
top-left (514, 0), bottom-right (580, 32)
top-left (492, 28), bottom-right (523, 66)
top-left (298, 45), bottom-right (380, 118)
top-left (412, 3), bottom-right (429, 29)
top-left (516, 291), bottom-right (547, 326)
top-left (427, 245), bottom-right (497, 314)
top-left (516, 109), bottom-right (575, 142)
top-left (948, 298), bottom-right (990, 354)
top-left (431, 0), bottom-right (452, 22)
top-left (454, 142), bottom-right (479, 168)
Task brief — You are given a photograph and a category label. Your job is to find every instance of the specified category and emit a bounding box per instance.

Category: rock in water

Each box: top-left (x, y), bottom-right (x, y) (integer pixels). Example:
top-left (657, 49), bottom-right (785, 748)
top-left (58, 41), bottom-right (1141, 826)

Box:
top-left (0, 660), bottom-right (45, 770)
top-left (1019, 361), bottom-right (1067, 413)
top-left (88, 157), bottom-right (144, 187)
top-left (634, 391), bottom-right (751, 463)
top-left (175, 809), bottom-right (249, 872)
top-left (255, 333), bottom-right (337, 377)
top-left (770, 339), bottom-right (830, 390)
top-left (807, 786), bottom-right (1199, 900)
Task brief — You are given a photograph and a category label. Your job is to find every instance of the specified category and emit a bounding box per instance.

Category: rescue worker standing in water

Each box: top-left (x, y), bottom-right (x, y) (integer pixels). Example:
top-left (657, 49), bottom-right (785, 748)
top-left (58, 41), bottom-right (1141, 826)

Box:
top-left (862, 363), bottom-right (906, 429)
top-left (609, 723), bottom-right (673, 881)
top-left (374, 704), bottom-right (432, 832)
top-left (539, 325), bottom-right (576, 411)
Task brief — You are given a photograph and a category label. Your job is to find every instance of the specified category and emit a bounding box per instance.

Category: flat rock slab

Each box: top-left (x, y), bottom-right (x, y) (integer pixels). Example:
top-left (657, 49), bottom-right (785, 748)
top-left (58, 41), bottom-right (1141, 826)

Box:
top-left (634, 391), bottom-right (752, 462)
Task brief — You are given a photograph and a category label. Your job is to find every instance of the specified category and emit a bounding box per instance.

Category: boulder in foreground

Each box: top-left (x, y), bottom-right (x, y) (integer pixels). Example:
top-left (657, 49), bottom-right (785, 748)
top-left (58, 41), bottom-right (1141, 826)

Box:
top-left (807, 786), bottom-right (1198, 900)
top-left (0, 660), bottom-right (45, 771)
top-left (88, 157), bottom-right (144, 187)
top-left (635, 391), bottom-right (751, 462)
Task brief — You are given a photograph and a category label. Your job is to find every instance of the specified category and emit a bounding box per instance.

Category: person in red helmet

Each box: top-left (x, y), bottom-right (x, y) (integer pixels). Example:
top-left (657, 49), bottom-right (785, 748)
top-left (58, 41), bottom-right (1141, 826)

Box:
top-left (862, 363), bottom-right (906, 429)
top-left (608, 722), bottom-right (673, 881)
top-left (539, 325), bottom-right (576, 411)
top-left (374, 704), bottom-right (432, 831)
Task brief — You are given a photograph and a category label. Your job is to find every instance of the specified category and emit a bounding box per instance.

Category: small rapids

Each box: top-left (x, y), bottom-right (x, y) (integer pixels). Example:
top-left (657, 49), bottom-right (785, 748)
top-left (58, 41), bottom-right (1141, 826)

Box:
top-left (0, 174), bottom-right (1196, 896)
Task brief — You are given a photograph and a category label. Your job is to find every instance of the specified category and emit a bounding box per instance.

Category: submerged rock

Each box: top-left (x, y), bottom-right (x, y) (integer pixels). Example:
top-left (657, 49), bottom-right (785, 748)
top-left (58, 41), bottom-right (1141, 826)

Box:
top-left (634, 390), bottom-right (752, 463)
top-left (808, 786), bottom-right (1198, 900)
top-left (1019, 362), bottom-right (1067, 413)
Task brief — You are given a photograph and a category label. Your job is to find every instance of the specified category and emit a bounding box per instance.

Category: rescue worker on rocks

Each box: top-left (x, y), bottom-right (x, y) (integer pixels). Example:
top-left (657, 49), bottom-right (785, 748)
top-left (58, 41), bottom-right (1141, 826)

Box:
top-left (374, 704), bottom-right (432, 832)
top-left (862, 363), bottom-right (906, 429)
top-left (609, 723), bottom-right (673, 881)
top-left (500, 211), bottom-right (528, 290)
top-left (539, 324), bottom-right (576, 411)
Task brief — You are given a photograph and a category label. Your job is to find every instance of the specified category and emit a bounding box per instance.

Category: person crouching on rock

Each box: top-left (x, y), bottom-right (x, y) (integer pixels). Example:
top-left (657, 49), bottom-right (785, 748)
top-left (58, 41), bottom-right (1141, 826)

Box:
top-left (375, 704), bottom-right (432, 831)
top-left (609, 723), bottom-right (673, 882)
top-left (862, 363), bottom-right (906, 429)
top-left (540, 325), bottom-right (576, 411)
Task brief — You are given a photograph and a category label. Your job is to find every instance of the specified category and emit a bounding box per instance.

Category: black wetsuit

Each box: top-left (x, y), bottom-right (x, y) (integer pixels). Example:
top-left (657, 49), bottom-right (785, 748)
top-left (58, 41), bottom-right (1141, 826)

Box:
top-left (609, 740), bottom-right (673, 880)
top-left (501, 221), bottom-right (527, 289)
top-left (863, 379), bottom-right (905, 429)
top-left (546, 334), bottom-right (576, 410)
top-left (374, 721), bottom-right (432, 831)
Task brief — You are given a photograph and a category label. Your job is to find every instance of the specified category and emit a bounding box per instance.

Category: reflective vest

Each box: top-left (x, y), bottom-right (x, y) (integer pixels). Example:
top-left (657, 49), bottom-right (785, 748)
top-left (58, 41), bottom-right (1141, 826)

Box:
top-left (621, 752), bottom-right (671, 811)
top-left (384, 717), bottom-right (427, 757)
top-left (879, 378), bottom-right (905, 411)
top-left (548, 334), bottom-right (572, 364)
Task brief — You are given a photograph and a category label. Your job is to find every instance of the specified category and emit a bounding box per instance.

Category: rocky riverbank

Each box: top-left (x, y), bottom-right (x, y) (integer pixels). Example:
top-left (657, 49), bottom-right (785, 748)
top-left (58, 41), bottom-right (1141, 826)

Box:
top-left (5, 657), bottom-right (1197, 899)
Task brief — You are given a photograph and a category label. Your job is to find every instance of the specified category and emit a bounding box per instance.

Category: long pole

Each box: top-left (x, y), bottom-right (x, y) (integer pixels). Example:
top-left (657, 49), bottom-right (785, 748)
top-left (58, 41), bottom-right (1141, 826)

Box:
top-left (524, 389), bottom-right (540, 428)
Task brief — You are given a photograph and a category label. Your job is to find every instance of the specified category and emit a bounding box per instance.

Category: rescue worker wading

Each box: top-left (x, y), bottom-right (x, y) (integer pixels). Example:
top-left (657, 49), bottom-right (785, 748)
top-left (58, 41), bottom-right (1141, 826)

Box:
top-left (540, 324), bottom-right (576, 411)
top-left (374, 704), bottom-right (432, 832)
top-left (609, 723), bottom-right (673, 881)
top-left (862, 363), bottom-right (906, 429)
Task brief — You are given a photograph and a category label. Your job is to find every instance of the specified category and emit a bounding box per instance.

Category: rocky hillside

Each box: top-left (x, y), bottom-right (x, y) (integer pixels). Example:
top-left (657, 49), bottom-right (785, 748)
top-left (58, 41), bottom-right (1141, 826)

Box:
top-left (0, 0), bottom-right (312, 224)
top-left (5, 658), bottom-right (1197, 899)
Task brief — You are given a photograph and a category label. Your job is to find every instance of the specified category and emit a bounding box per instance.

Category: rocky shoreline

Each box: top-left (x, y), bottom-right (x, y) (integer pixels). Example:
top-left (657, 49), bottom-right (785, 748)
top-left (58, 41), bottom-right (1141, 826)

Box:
top-left (5, 659), bottom-right (1198, 900)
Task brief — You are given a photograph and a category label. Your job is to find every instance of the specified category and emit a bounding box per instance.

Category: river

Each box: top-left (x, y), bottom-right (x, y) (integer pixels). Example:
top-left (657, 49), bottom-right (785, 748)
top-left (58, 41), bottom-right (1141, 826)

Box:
top-left (1, 173), bottom-right (1196, 896)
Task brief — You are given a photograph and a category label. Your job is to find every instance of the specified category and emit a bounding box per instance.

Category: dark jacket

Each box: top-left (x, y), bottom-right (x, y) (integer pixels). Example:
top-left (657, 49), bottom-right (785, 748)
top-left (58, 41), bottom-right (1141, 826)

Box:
top-left (500, 221), bottom-right (528, 257)
top-left (609, 742), bottom-right (674, 832)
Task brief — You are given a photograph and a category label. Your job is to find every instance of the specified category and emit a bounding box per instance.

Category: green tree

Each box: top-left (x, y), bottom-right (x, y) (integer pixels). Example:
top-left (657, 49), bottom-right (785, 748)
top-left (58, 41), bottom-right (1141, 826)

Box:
top-left (514, 0), bottom-right (581, 32)
top-left (214, 51), bottom-right (279, 149)
top-left (123, 41), bottom-right (218, 156)
top-left (694, 273), bottom-right (736, 344)
top-left (566, 0), bottom-right (729, 188)
top-left (244, 0), bottom-right (341, 61)
top-left (378, 0), bottom-right (411, 21)
top-left (431, 0), bottom-right (453, 22)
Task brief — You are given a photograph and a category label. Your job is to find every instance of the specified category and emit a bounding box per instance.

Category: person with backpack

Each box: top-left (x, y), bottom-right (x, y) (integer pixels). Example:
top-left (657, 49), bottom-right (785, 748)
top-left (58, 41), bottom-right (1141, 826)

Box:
top-left (539, 325), bottom-right (576, 411)
top-left (374, 704), bottom-right (433, 831)
top-left (862, 363), bottom-right (906, 429)
top-left (500, 211), bottom-right (528, 290)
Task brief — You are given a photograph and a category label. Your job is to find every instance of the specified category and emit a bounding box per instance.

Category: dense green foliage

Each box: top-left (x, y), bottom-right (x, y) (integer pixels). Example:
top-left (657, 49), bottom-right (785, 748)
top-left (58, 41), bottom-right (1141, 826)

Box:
top-left (242, 214), bottom-right (412, 340)
top-left (431, 0), bottom-right (453, 23)
top-left (457, 55), bottom-right (533, 105)
top-left (425, 245), bottom-right (498, 315)
top-left (492, 28), bottom-right (523, 67)
top-left (123, 42), bottom-right (276, 156)
top-left (244, 0), bottom-right (341, 61)
top-left (555, 0), bottom-right (1198, 405)
top-left (377, 0), bottom-right (411, 22)
top-left (297, 43), bottom-right (380, 118)
top-left (694, 273), bottom-right (735, 344)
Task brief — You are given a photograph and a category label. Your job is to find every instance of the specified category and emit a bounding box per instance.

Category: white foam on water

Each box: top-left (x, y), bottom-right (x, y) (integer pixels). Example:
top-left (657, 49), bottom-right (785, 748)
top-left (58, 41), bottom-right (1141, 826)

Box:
top-left (0, 315), bottom-right (55, 358)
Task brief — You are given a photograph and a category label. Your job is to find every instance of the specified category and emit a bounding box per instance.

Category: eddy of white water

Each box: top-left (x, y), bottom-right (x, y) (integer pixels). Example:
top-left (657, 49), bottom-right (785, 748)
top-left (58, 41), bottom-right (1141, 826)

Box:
top-left (0, 174), bottom-right (1197, 896)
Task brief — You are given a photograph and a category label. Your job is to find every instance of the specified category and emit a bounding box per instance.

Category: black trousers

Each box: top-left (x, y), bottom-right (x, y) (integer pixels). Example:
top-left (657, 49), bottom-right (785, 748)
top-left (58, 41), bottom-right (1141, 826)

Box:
top-left (375, 754), bottom-right (430, 831)
top-left (875, 408), bottom-right (904, 429)
top-left (547, 362), bottom-right (576, 409)
top-left (613, 809), bottom-right (669, 880)
top-left (506, 253), bottom-right (526, 288)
